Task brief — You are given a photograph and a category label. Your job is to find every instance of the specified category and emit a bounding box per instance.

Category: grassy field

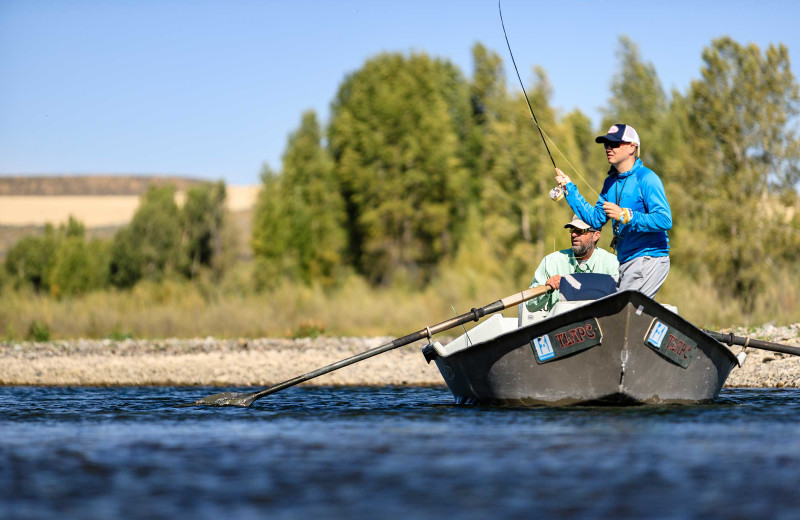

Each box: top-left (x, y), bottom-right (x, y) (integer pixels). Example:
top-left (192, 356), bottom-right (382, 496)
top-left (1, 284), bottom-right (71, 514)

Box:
top-left (1, 261), bottom-right (797, 341)
top-left (0, 265), bottom-right (518, 340)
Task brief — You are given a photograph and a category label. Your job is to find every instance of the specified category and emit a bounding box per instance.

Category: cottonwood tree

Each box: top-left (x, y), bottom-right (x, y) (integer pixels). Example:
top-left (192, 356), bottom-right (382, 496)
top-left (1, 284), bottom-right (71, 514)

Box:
top-left (4, 225), bottom-right (57, 292)
top-left (49, 218), bottom-right (109, 297)
top-left (109, 185), bottom-right (182, 288)
top-left (477, 67), bottom-right (582, 280)
top-left (602, 36), bottom-right (668, 160)
top-left (328, 52), bottom-right (471, 286)
top-left (182, 181), bottom-right (228, 279)
top-left (687, 37), bottom-right (800, 309)
top-left (252, 110), bottom-right (347, 287)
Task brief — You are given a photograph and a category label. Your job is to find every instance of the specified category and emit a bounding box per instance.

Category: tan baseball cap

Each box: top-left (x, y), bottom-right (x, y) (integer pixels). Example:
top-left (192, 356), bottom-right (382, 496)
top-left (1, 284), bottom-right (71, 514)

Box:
top-left (564, 214), bottom-right (596, 231)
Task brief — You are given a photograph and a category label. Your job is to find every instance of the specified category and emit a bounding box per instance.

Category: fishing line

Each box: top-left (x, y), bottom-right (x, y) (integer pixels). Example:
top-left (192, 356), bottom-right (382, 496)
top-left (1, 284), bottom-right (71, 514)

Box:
top-left (539, 127), bottom-right (600, 199)
top-left (497, 0), bottom-right (599, 200)
top-left (451, 304), bottom-right (473, 346)
top-left (498, 0), bottom-right (555, 169)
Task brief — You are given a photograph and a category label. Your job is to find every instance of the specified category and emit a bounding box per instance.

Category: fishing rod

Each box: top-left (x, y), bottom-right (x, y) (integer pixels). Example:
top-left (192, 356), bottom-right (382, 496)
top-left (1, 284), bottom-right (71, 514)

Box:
top-left (498, 0), bottom-right (564, 202)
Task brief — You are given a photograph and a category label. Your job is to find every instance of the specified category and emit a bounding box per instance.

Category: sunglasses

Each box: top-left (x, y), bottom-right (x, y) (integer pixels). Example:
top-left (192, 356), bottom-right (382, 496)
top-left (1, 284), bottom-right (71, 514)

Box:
top-left (568, 227), bottom-right (593, 235)
top-left (603, 141), bottom-right (633, 149)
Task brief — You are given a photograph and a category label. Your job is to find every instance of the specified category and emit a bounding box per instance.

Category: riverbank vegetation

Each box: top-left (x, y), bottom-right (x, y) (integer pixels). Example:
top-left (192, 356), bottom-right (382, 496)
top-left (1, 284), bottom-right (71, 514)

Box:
top-left (1, 36), bottom-right (798, 339)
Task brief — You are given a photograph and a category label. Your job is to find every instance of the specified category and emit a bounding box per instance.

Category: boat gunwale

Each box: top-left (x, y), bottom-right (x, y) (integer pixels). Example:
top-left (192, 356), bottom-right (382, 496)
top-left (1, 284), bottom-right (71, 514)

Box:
top-left (430, 290), bottom-right (738, 365)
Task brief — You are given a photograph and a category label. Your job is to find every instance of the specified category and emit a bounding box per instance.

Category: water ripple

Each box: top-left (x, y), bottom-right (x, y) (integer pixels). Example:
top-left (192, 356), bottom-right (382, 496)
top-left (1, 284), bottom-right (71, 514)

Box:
top-left (2, 386), bottom-right (800, 519)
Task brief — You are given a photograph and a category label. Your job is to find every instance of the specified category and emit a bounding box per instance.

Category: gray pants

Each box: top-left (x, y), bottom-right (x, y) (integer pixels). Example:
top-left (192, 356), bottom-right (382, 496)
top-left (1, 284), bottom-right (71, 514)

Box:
top-left (618, 256), bottom-right (670, 298)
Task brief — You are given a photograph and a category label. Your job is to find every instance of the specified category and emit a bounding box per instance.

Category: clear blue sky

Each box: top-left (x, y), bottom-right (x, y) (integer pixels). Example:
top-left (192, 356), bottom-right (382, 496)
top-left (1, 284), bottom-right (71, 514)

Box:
top-left (2, 0), bottom-right (798, 186)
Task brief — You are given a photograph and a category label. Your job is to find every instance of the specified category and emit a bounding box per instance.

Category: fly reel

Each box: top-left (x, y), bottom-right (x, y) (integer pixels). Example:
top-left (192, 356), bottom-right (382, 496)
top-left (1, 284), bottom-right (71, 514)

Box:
top-left (548, 186), bottom-right (564, 201)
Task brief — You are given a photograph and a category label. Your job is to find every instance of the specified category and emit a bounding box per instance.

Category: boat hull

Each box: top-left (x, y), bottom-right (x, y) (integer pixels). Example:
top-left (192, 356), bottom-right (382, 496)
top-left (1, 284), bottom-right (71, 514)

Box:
top-left (427, 291), bottom-right (738, 406)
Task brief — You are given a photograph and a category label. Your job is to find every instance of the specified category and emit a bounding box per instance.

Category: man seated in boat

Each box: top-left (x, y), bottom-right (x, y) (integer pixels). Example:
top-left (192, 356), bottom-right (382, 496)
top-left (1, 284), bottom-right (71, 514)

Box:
top-left (525, 215), bottom-right (619, 318)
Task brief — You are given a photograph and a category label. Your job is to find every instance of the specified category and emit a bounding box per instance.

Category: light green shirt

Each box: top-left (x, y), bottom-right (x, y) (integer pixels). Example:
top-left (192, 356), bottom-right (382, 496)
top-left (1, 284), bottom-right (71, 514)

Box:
top-left (526, 247), bottom-right (620, 312)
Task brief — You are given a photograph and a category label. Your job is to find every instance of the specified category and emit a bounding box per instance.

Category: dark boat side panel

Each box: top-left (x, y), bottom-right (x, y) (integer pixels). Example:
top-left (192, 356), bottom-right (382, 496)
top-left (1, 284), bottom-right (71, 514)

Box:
top-left (431, 291), bottom-right (738, 406)
top-left (621, 293), bottom-right (736, 403)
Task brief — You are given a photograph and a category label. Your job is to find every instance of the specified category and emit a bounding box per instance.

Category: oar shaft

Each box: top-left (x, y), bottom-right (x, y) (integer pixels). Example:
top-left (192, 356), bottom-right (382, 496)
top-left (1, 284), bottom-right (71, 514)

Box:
top-left (250, 285), bottom-right (550, 401)
top-left (252, 336), bottom-right (418, 399)
top-left (704, 330), bottom-right (800, 357)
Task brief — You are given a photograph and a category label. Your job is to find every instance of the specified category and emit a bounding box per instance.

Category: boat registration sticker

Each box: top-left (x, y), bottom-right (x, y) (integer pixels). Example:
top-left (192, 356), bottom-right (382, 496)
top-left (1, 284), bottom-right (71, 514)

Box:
top-left (532, 335), bottom-right (555, 361)
top-left (644, 319), bottom-right (696, 369)
top-left (531, 318), bottom-right (602, 364)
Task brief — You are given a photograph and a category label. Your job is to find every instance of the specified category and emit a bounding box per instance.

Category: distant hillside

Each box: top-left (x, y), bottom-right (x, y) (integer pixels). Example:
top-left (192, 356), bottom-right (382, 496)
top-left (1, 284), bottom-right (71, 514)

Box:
top-left (0, 175), bottom-right (208, 196)
top-left (0, 175), bottom-right (259, 260)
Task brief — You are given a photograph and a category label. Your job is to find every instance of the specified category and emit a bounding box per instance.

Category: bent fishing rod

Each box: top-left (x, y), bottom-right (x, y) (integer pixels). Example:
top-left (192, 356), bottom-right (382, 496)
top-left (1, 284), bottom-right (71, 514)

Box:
top-left (498, 0), bottom-right (564, 202)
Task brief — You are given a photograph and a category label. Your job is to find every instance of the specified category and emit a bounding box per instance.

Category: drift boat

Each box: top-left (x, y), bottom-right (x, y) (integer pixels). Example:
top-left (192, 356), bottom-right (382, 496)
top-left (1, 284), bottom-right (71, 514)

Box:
top-left (188, 273), bottom-right (799, 409)
top-left (422, 275), bottom-right (741, 406)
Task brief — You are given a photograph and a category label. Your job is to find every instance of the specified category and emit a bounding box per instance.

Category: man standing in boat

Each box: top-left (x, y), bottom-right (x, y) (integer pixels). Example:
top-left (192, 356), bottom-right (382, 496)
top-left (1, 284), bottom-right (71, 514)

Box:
top-left (554, 124), bottom-right (672, 298)
top-left (525, 215), bottom-right (619, 315)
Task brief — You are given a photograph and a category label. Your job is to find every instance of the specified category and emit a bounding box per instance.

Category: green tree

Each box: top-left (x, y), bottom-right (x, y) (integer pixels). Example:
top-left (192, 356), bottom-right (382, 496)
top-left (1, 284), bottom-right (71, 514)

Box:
top-left (5, 216), bottom-right (110, 297)
top-left (603, 37), bottom-right (667, 129)
top-left (465, 43), bottom-right (506, 194)
top-left (602, 36), bottom-right (669, 171)
top-left (4, 225), bottom-right (57, 292)
top-left (470, 43), bottom-right (505, 127)
top-left (252, 111), bottom-right (347, 287)
top-left (109, 185), bottom-right (182, 288)
top-left (563, 109), bottom-right (595, 172)
top-left (252, 166), bottom-right (294, 287)
top-left (477, 67), bottom-right (579, 281)
top-left (49, 236), bottom-right (110, 298)
top-left (182, 181), bottom-right (227, 279)
top-left (328, 52), bottom-right (472, 285)
top-left (446, 43), bottom-right (510, 279)
top-left (687, 37), bottom-right (800, 308)
top-left (108, 226), bottom-right (144, 289)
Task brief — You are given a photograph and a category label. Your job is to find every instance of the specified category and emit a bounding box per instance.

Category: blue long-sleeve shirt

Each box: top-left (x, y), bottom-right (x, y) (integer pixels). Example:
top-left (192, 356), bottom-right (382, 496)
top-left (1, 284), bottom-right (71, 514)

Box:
top-left (564, 158), bottom-right (672, 264)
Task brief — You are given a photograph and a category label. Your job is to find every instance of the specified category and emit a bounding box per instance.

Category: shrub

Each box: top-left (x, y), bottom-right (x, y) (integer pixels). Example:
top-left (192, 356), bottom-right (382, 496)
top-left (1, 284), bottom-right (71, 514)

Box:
top-left (26, 320), bottom-right (51, 342)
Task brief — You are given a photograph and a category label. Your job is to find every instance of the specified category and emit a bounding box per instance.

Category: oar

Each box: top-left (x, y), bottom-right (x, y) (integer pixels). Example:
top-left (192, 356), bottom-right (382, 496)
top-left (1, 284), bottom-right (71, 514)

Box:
top-left (704, 329), bottom-right (800, 357)
top-left (182, 285), bottom-right (551, 407)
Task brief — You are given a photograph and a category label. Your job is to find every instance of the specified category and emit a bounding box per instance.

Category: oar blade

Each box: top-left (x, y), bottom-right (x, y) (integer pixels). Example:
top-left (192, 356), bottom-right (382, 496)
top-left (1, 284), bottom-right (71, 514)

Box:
top-left (178, 391), bottom-right (257, 407)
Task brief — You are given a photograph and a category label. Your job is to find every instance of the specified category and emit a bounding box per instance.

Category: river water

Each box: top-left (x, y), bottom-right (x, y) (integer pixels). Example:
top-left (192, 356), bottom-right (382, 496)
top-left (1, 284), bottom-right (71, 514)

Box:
top-left (2, 386), bottom-right (800, 519)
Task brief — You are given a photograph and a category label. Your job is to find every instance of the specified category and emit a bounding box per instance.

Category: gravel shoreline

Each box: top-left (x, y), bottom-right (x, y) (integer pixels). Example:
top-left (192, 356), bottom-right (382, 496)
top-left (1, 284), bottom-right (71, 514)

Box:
top-left (0, 336), bottom-right (442, 387)
top-left (1, 324), bottom-right (798, 388)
